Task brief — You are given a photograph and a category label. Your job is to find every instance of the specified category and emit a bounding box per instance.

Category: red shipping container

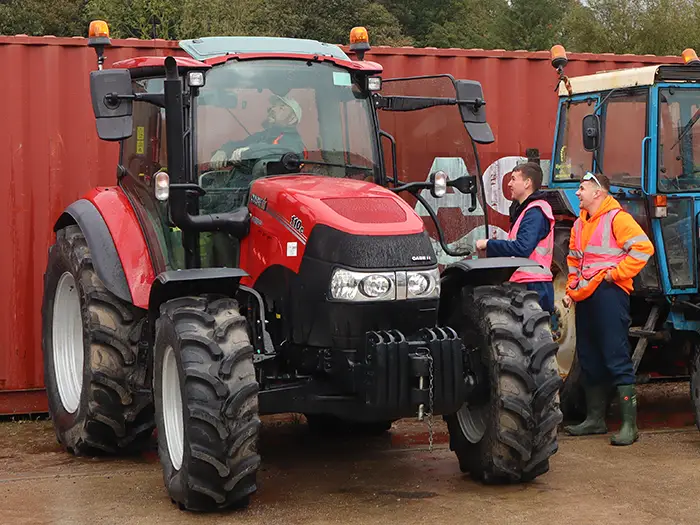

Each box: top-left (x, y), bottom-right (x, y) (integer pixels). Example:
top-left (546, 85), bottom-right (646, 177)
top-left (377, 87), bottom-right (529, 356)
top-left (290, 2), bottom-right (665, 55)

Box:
top-left (0, 35), bottom-right (683, 414)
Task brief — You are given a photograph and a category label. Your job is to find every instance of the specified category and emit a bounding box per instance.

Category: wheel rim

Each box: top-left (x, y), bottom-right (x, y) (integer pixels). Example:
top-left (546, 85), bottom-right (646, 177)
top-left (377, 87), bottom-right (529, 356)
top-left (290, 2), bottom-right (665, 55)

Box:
top-left (52, 272), bottom-right (84, 414)
top-left (552, 270), bottom-right (576, 377)
top-left (456, 401), bottom-right (488, 443)
top-left (162, 345), bottom-right (184, 470)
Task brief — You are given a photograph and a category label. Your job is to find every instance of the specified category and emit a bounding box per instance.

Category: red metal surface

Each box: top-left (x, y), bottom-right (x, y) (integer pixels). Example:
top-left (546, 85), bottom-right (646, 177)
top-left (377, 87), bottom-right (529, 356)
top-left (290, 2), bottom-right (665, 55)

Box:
top-left (0, 35), bottom-right (686, 414)
top-left (85, 187), bottom-right (156, 309)
top-left (113, 55), bottom-right (210, 70)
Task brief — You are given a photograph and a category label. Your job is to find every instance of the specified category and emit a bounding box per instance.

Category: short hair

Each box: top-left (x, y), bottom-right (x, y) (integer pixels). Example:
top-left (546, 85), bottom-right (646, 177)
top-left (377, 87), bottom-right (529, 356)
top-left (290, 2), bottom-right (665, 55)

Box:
top-left (512, 162), bottom-right (544, 191)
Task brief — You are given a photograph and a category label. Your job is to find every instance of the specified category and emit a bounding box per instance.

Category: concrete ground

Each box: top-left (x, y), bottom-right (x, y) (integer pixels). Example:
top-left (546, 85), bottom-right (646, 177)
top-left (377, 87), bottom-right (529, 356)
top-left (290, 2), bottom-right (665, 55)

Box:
top-left (2, 383), bottom-right (699, 525)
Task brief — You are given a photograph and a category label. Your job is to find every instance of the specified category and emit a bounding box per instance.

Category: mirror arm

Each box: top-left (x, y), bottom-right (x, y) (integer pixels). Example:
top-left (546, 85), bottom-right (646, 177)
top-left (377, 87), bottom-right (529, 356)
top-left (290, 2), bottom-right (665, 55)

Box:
top-left (413, 191), bottom-right (470, 257)
top-left (105, 92), bottom-right (166, 108)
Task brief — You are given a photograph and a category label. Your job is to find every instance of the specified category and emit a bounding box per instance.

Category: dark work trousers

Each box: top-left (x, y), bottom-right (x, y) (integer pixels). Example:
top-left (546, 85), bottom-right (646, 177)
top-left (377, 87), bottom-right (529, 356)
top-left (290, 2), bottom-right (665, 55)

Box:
top-left (575, 280), bottom-right (635, 387)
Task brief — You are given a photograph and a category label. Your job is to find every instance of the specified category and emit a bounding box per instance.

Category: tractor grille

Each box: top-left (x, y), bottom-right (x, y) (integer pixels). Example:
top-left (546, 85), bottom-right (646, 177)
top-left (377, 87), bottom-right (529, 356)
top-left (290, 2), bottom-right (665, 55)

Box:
top-left (322, 197), bottom-right (407, 223)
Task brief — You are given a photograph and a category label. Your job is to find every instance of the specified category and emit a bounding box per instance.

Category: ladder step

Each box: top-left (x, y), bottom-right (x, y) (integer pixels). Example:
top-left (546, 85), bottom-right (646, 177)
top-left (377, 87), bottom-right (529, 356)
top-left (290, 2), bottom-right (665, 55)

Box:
top-left (629, 327), bottom-right (657, 338)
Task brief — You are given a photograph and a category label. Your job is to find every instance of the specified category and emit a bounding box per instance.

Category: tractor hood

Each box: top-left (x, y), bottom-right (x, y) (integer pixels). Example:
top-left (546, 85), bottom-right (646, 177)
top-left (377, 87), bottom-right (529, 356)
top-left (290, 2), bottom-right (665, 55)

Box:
top-left (249, 176), bottom-right (426, 237)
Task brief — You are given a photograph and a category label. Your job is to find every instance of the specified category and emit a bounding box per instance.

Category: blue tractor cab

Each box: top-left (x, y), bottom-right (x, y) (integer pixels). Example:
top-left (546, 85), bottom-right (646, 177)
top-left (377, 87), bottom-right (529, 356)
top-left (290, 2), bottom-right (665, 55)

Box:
top-left (543, 46), bottom-right (700, 422)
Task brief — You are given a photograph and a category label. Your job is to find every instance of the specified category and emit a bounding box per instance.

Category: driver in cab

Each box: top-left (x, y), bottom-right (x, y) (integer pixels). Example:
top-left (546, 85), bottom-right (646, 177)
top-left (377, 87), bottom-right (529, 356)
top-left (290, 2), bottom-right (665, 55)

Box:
top-left (210, 94), bottom-right (306, 169)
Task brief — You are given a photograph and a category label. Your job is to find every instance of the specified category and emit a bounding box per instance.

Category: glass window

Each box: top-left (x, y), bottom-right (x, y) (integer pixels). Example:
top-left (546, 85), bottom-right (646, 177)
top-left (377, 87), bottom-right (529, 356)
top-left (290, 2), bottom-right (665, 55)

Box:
top-left (194, 59), bottom-right (379, 212)
top-left (552, 99), bottom-right (596, 181)
top-left (600, 92), bottom-right (647, 187)
top-left (658, 87), bottom-right (700, 192)
top-left (120, 78), bottom-right (185, 272)
top-left (660, 198), bottom-right (696, 288)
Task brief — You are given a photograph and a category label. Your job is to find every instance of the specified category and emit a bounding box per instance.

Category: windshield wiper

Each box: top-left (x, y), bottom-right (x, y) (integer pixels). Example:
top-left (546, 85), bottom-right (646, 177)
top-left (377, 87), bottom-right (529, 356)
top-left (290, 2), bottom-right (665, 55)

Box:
top-left (672, 107), bottom-right (700, 150)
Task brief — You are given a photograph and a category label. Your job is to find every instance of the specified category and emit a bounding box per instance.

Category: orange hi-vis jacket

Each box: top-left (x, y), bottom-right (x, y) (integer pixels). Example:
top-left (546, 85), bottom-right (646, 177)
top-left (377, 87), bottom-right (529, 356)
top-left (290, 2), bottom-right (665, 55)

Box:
top-left (566, 195), bottom-right (654, 302)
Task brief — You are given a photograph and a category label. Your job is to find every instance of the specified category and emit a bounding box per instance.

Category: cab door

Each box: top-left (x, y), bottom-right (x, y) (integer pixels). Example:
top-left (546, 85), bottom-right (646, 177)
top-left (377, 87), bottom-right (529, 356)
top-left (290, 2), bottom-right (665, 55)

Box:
top-left (649, 84), bottom-right (700, 295)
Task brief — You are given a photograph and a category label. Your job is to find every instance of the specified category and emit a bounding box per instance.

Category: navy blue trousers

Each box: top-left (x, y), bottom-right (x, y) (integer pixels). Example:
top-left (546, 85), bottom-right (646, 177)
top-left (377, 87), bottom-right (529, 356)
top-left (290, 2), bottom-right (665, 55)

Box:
top-left (575, 281), bottom-right (635, 386)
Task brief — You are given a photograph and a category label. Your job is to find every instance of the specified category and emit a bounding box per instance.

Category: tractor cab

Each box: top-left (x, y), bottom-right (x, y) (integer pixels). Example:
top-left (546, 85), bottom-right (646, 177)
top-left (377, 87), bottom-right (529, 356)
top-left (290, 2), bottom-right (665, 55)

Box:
top-left (547, 47), bottom-right (700, 297)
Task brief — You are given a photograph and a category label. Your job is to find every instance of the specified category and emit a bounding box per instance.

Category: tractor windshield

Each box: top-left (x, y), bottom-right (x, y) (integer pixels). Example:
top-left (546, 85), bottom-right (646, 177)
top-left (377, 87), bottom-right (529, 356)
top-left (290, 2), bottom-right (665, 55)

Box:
top-left (552, 98), bottom-right (596, 181)
top-left (658, 87), bottom-right (700, 192)
top-left (194, 59), bottom-right (379, 195)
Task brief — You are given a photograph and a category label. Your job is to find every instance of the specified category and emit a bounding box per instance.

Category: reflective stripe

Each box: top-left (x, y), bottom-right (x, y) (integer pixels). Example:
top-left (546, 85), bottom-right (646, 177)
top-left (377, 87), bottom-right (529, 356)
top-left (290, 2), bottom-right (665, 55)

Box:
top-left (535, 246), bottom-right (551, 256)
top-left (585, 246), bottom-right (626, 256)
top-left (519, 265), bottom-right (553, 276)
top-left (569, 249), bottom-right (583, 259)
top-left (623, 234), bottom-right (650, 251)
top-left (628, 250), bottom-right (651, 262)
top-left (568, 265), bottom-right (578, 274)
top-left (582, 262), bottom-right (616, 270)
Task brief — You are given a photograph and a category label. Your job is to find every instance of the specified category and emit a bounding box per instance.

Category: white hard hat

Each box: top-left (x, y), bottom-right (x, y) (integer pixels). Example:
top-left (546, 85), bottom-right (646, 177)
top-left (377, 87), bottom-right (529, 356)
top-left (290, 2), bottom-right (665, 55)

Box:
top-left (270, 94), bottom-right (302, 123)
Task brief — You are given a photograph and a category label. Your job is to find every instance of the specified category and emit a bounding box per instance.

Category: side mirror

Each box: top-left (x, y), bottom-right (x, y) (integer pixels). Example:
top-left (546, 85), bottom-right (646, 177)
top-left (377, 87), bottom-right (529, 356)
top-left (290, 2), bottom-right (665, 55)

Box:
top-left (89, 69), bottom-right (134, 141)
top-left (582, 113), bottom-right (601, 152)
top-left (455, 80), bottom-right (495, 144)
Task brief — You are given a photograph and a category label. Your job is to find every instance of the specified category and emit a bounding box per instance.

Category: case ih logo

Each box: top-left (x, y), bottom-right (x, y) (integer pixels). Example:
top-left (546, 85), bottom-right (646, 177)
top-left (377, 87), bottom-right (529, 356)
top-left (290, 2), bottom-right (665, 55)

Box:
top-left (290, 215), bottom-right (304, 234)
top-left (249, 193), bottom-right (267, 211)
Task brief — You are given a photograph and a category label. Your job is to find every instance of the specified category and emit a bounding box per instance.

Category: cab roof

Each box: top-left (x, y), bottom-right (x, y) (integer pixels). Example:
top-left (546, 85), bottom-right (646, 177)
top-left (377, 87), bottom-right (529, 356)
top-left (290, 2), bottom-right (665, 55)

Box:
top-left (559, 64), bottom-right (700, 96)
top-left (179, 36), bottom-right (350, 61)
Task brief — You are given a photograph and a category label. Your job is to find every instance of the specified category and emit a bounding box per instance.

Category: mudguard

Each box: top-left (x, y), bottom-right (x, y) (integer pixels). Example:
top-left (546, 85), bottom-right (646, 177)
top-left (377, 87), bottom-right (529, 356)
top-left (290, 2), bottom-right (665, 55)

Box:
top-left (54, 187), bottom-right (156, 309)
top-left (54, 198), bottom-right (132, 303)
top-left (441, 256), bottom-right (543, 286)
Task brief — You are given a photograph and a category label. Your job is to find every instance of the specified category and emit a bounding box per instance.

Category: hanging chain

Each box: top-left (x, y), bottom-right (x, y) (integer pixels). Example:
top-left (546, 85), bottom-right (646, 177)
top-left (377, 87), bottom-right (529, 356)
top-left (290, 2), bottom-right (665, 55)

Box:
top-left (426, 353), bottom-right (435, 452)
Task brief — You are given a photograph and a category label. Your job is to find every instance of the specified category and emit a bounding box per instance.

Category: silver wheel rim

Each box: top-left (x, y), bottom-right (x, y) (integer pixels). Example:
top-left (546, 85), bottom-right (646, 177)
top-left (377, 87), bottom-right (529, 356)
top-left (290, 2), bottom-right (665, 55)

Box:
top-left (456, 402), bottom-right (487, 443)
top-left (162, 345), bottom-right (184, 470)
top-left (552, 270), bottom-right (576, 377)
top-left (52, 272), bottom-right (84, 414)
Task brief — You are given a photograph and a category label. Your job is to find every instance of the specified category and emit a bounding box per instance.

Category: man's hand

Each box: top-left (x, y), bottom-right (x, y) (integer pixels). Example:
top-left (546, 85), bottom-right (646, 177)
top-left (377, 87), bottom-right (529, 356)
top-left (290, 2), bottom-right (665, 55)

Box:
top-left (210, 150), bottom-right (228, 169)
top-left (476, 239), bottom-right (488, 251)
top-left (230, 146), bottom-right (250, 165)
top-left (562, 295), bottom-right (572, 308)
top-left (604, 270), bottom-right (614, 283)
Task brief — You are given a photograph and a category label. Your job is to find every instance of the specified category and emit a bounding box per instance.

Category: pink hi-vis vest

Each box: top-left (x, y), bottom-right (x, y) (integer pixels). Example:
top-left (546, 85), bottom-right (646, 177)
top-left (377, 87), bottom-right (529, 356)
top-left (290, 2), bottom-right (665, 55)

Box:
top-left (569, 208), bottom-right (626, 291)
top-left (509, 200), bottom-right (555, 283)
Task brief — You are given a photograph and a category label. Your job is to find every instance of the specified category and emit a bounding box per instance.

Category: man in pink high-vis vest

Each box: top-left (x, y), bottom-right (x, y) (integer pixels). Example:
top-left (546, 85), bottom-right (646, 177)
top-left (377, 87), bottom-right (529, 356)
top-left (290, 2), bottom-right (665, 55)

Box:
top-left (476, 162), bottom-right (555, 313)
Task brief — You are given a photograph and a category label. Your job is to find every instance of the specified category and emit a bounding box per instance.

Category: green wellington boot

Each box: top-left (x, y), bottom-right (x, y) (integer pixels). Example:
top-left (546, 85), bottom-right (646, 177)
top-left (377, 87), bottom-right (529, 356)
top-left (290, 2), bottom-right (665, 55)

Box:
top-left (564, 384), bottom-right (609, 436)
top-left (611, 384), bottom-right (639, 446)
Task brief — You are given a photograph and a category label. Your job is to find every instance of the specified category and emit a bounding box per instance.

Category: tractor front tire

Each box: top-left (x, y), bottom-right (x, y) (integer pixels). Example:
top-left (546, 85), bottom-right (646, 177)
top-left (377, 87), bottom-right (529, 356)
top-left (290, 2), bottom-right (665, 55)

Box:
top-left (444, 284), bottom-right (563, 483)
top-left (154, 295), bottom-right (261, 512)
top-left (42, 225), bottom-right (154, 455)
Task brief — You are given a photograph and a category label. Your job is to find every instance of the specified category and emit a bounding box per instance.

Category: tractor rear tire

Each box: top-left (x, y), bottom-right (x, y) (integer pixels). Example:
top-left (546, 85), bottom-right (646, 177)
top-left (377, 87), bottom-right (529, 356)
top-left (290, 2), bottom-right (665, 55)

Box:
top-left (552, 226), bottom-right (585, 421)
top-left (154, 295), bottom-right (261, 512)
top-left (443, 284), bottom-right (563, 483)
top-left (41, 225), bottom-right (154, 455)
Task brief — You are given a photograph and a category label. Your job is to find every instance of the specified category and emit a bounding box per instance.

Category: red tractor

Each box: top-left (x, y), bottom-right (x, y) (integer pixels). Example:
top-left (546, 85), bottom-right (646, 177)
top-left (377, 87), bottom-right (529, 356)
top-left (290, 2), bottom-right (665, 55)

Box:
top-left (41, 20), bottom-right (562, 511)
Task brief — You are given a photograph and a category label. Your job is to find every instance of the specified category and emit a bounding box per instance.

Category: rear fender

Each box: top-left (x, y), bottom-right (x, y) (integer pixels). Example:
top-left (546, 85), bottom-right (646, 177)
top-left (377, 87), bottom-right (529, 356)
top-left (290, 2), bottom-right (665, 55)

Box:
top-left (53, 190), bottom-right (155, 306)
top-left (54, 187), bottom-right (156, 309)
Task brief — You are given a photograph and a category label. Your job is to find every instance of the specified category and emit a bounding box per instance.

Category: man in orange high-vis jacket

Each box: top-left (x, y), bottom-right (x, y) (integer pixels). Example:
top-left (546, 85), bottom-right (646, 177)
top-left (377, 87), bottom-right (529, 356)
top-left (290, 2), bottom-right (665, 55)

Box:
top-left (476, 162), bottom-right (555, 313)
top-left (562, 172), bottom-right (654, 446)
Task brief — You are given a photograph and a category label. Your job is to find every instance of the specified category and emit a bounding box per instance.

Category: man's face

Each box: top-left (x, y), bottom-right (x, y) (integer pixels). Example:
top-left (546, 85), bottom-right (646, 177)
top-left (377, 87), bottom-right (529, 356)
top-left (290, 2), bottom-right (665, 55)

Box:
top-left (266, 101), bottom-right (295, 126)
top-left (508, 170), bottom-right (530, 202)
top-left (575, 180), bottom-right (601, 211)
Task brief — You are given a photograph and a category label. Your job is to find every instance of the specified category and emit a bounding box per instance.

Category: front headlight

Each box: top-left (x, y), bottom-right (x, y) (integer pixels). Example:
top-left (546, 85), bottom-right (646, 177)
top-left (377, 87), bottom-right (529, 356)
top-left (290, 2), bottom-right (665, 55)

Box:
top-left (329, 267), bottom-right (439, 302)
top-left (406, 269), bottom-right (440, 299)
top-left (330, 269), bottom-right (395, 301)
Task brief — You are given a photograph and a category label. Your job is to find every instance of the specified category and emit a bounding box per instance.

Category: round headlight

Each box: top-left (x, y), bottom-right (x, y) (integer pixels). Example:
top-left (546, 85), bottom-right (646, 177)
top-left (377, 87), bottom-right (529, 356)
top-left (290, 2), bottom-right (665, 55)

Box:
top-left (407, 273), bottom-right (430, 296)
top-left (360, 275), bottom-right (391, 298)
top-left (330, 269), bottom-right (359, 300)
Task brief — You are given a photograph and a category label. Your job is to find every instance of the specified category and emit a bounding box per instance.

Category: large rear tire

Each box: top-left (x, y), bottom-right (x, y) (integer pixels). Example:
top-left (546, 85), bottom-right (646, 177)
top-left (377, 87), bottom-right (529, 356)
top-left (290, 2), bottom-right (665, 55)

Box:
top-left (154, 295), bottom-right (261, 512)
top-left (552, 226), bottom-right (585, 421)
top-left (41, 225), bottom-right (154, 455)
top-left (444, 284), bottom-right (562, 483)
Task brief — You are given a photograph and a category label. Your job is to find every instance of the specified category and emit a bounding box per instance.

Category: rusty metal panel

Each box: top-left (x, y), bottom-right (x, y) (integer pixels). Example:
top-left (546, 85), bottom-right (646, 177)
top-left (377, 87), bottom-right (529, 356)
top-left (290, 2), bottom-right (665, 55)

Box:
top-left (0, 37), bottom-right (684, 414)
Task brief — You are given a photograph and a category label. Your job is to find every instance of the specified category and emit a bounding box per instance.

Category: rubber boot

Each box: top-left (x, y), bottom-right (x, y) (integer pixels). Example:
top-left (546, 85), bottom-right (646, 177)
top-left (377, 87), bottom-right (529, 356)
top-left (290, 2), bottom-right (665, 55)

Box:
top-left (611, 384), bottom-right (639, 446)
top-left (563, 384), bottom-right (608, 436)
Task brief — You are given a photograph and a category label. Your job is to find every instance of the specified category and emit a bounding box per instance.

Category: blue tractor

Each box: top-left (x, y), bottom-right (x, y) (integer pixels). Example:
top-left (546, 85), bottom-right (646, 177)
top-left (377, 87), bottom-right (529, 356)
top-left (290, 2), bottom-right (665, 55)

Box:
top-left (542, 45), bottom-right (700, 422)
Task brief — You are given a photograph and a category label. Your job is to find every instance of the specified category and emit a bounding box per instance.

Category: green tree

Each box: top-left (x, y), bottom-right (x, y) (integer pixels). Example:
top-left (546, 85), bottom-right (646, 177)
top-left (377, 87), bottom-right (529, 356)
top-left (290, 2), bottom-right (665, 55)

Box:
top-left (0, 0), bottom-right (88, 37)
top-left (497, 0), bottom-right (576, 51)
top-left (85, 0), bottom-right (183, 40)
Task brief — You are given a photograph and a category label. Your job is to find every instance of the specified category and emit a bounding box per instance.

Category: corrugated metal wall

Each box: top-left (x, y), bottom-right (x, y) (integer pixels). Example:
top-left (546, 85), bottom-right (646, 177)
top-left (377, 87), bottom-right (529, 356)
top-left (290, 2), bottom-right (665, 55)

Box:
top-left (0, 36), bottom-right (683, 414)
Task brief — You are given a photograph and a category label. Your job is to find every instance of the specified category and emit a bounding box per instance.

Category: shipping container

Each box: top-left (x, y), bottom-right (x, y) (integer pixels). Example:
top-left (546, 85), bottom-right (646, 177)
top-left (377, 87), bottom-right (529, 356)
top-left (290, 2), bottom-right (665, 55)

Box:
top-left (0, 35), bottom-right (684, 414)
